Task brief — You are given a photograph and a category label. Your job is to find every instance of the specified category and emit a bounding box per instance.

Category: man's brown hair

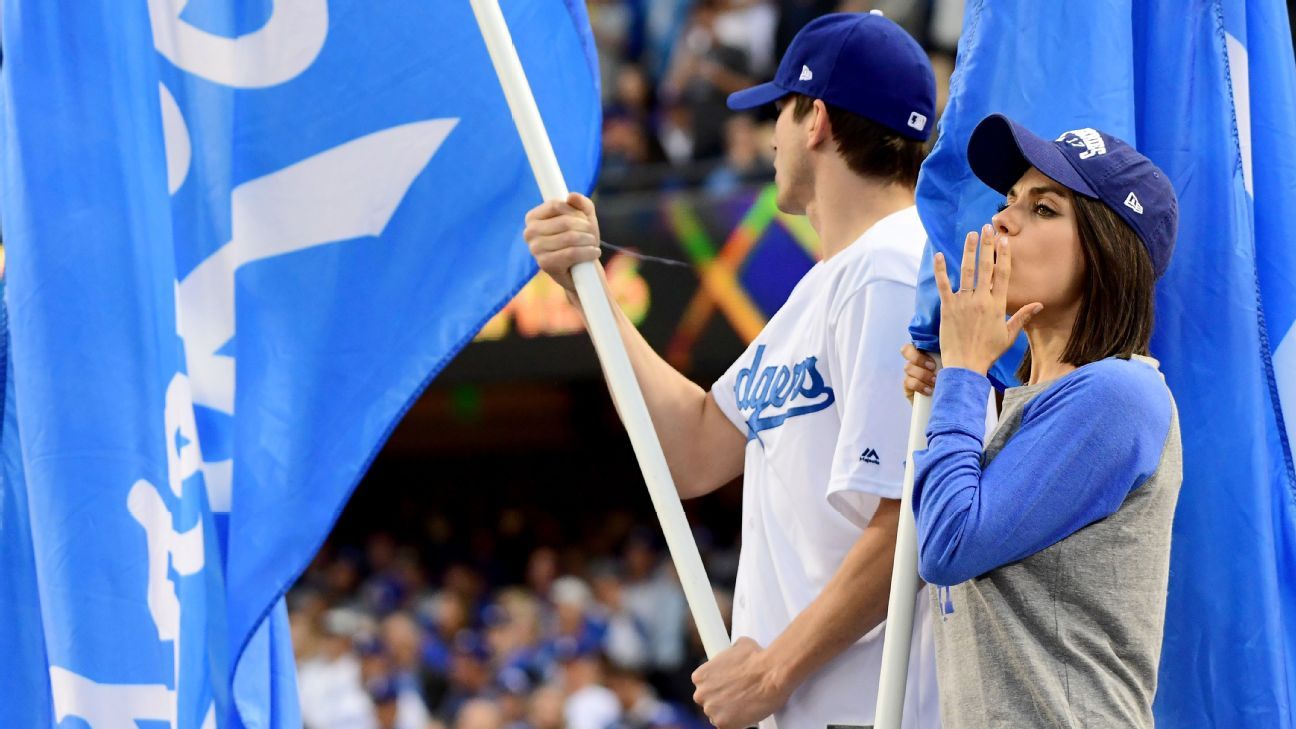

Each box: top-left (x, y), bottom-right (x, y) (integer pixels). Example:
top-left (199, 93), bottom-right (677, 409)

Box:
top-left (789, 94), bottom-right (927, 188)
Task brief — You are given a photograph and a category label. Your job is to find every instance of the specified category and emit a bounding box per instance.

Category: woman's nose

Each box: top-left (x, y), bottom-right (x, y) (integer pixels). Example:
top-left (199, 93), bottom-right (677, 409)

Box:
top-left (991, 206), bottom-right (1018, 237)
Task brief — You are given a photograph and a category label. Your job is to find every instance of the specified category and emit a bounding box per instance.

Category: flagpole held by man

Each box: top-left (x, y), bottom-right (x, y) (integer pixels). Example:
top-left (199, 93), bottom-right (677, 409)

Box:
top-left (523, 12), bottom-right (943, 729)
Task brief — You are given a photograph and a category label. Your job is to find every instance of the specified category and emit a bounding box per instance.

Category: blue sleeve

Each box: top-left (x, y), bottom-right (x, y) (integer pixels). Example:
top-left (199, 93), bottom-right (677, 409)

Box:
top-left (911, 360), bottom-right (1173, 586)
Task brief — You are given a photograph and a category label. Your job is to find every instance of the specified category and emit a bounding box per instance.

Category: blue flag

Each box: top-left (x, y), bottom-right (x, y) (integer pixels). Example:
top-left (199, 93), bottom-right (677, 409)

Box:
top-left (0, 1), bottom-right (600, 726)
top-left (1238, 0), bottom-right (1296, 516)
top-left (911, 0), bottom-right (1296, 725)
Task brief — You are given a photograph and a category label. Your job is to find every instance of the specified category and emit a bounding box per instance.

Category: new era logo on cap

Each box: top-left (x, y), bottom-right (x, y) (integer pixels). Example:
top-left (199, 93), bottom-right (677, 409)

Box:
top-left (799, 64), bottom-right (813, 81)
top-left (1125, 192), bottom-right (1144, 214)
top-left (908, 111), bottom-right (927, 131)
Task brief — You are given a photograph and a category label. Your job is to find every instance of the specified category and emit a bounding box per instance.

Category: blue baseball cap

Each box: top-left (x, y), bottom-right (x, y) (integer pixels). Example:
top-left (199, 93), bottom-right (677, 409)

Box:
top-left (552, 635), bottom-right (600, 662)
top-left (495, 666), bottom-right (534, 696)
top-left (967, 113), bottom-right (1179, 276)
top-left (726, 12), bottom-right (936, 141)
top-left (452, 630), bottom-right (492, 662)
top-left (366, 676), bottom-right (400, 704)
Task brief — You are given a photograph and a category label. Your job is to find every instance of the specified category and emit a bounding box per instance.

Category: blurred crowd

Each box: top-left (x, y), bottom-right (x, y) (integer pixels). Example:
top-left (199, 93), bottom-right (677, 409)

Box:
top-left (592, 0), bottom-right (963, 192)
top-left (290, 516), bottom-right (740, 729)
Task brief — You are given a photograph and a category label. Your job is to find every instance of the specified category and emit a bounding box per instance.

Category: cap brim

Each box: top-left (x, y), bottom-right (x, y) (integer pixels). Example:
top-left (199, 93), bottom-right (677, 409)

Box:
top-left (967, 114), bottom-right (1097, 198)
top-left (727, 82), bottom-right (787, 111)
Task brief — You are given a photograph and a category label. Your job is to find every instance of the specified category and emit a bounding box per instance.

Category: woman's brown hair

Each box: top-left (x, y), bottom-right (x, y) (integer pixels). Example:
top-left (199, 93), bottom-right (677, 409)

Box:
top-left (1016, 193), bottom-right (1157, 383)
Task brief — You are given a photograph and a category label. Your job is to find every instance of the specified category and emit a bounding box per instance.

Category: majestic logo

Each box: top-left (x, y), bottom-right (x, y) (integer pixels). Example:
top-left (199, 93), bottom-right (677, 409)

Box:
top-left (733, 345), bottom-right (835, 440)
top-left (907, 111), bottom-right (927, 131)
top-left (799, 64), bottom-right (814, 82)
top-left (859, 448), bottom-right (880, 465)
top-left (1124, 192), bottom-right (1144, 214)
top-left (1057, 128), bottom-right (1107, 159)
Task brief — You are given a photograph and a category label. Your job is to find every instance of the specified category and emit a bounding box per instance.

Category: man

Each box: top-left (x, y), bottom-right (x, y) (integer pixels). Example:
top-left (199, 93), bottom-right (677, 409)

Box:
top-left (605, 661), bottom-right (692, 729)
top-left (556, 639), bottom-right (622, 729)
top-left (453, 698), bottom-right (506, 729)
top-left (523, 12), bottom-right (939, 729)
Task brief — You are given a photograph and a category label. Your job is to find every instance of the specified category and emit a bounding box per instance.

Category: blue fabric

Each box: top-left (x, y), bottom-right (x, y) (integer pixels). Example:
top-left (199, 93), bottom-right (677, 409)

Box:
top-left (910, 1), bottom-right (1296, 724)
top-left (912, 361), bottom-right (1171, 587)
top-left (1241, 0), bottom-right (1296, 715)
top-left (1241, 0), bottom-right (1296, 434)
top-left (0, 1), bottom-right (601, 727)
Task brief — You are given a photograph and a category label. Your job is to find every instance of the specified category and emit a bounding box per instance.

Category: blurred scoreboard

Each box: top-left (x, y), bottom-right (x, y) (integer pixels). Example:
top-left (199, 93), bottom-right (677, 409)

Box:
top-left (440, 184), bottom-right (819, 384)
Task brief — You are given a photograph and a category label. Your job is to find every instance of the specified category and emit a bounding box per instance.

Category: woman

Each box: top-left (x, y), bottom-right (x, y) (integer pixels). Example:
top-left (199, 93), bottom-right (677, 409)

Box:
top-left (900, 114), bottom-right (1182, 728)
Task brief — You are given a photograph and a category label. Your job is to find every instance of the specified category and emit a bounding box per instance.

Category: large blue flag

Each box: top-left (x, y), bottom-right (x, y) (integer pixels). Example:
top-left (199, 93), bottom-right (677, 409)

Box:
top-left (911, 0), bottom-right (1296, 725)
top-left (0, 1), bottom-right (600, 726)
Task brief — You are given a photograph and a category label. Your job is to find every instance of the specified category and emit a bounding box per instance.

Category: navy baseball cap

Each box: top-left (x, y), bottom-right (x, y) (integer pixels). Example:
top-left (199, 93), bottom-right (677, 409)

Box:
top-left (726, 12), bottom-right (936, 141)
top-left (967, 113), bottom-right (1179, 276)
top-left (452, 630), bottom-right (492, 662)
top-left (366, 676), bottom-right (400, 705)
top-left (495, 666), bottom-right (534, 696)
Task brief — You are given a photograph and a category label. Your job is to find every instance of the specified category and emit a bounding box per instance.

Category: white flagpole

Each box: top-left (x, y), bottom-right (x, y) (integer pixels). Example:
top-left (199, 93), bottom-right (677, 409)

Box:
top-left (873, 354), bottom-right (939, 729)
top-left (468, 0), bottom-right (755, 707)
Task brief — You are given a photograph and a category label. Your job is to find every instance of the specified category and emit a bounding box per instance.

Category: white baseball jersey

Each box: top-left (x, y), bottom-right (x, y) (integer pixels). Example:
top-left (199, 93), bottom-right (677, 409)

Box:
top-left (711, 207), bottom-right (939, 729)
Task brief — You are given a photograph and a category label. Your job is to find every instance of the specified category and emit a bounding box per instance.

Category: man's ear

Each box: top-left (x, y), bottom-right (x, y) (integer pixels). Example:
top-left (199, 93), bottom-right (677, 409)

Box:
top-left (806, 98), bottom-right (832, 150)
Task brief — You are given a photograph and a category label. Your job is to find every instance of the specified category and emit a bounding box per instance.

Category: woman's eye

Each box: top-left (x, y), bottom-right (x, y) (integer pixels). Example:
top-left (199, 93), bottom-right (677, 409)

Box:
top-left (996, 201), bottom-right (1009, 213)
top-left (1034, 203), bottom-right (1056, 217)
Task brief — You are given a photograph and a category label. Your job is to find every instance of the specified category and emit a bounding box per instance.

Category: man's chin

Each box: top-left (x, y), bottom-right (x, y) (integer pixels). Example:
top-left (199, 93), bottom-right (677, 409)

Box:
top-left (773, 189), bottom-right (806, 216)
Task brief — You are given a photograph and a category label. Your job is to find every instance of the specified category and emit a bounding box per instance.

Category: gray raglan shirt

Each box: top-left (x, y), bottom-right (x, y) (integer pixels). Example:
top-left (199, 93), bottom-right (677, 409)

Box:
top-left (912, 356), bottom-right (1183, 728)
